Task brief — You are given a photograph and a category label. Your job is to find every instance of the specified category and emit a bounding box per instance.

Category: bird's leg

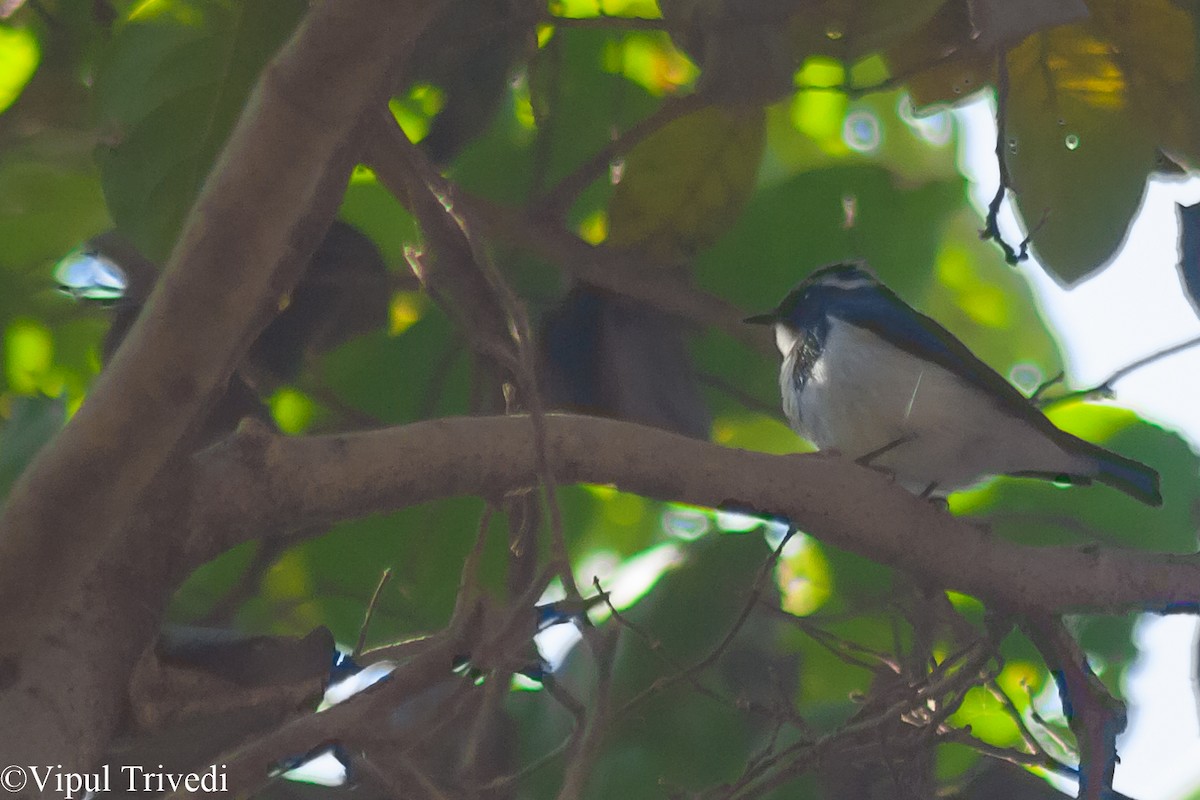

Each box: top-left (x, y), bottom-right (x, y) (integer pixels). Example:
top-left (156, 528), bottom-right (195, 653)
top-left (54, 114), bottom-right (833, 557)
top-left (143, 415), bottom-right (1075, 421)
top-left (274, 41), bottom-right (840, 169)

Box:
top-left (855, 432), bottom-right (916, 468)
top-left (919, 484), bottom-right (951, 510)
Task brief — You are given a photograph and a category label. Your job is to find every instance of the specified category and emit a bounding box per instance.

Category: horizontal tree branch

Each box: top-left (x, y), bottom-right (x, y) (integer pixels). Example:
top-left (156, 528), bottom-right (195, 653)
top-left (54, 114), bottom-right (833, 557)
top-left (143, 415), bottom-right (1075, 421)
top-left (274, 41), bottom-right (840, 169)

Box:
top-left (192, 414), bottom-right (1200, 614)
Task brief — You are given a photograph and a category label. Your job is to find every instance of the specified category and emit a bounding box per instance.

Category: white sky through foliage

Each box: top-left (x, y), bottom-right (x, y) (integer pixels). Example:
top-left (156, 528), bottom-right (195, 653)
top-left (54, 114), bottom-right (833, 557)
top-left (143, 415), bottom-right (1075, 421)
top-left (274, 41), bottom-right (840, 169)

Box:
top-left (956, 97), bottom-right (1200, 800)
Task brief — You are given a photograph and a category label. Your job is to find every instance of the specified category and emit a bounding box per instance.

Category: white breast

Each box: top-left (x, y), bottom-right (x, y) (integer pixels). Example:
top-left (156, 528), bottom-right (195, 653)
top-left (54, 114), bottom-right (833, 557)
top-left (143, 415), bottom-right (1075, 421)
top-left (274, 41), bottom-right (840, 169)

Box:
top-left (780, 318), bottom-right (1086, 494)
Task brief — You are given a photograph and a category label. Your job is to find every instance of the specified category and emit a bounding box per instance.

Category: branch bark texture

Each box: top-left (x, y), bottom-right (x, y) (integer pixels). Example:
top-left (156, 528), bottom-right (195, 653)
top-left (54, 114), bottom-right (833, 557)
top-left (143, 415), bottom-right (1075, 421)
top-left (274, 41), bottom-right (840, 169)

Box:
top-left (194, 414), bottom-right (1200, 615)
top-left (0, 0), bottom-right (442, 772)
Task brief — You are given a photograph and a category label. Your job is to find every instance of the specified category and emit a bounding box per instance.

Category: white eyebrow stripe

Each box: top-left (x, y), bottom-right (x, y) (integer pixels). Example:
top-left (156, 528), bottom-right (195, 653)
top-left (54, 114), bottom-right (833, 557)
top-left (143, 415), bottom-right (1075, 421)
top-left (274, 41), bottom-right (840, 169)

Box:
top-left (814, 272), bottom-right (876, 291)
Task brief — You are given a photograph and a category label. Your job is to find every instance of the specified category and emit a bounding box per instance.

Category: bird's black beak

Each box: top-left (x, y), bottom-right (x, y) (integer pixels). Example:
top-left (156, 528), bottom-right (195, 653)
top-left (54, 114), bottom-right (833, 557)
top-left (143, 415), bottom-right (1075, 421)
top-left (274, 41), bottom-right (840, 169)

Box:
top-left (743, 313), bottom-right (775, 325)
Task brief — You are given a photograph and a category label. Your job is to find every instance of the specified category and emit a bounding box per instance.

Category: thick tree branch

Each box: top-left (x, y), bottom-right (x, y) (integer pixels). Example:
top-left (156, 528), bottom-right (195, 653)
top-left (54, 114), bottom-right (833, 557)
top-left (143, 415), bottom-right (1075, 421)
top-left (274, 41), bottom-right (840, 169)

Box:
top-left (192, 414), bottom-right (1200, 614)
top-left (0, 0), bottom-right (444, 773)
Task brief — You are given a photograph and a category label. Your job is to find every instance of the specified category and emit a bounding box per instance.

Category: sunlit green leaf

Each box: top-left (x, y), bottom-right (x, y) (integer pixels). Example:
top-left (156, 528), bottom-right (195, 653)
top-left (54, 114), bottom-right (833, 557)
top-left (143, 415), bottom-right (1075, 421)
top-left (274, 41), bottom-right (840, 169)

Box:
top-left (522, 26), bottom-right (659, 209)
top-left (0, 24), bottom-right (38, 114)
top-left (948, 685), bottom-right (1025, 747)
top-left (4, 317), bottom-right (52, 394)
top-left (951, 403), bottom-right (1200, 555)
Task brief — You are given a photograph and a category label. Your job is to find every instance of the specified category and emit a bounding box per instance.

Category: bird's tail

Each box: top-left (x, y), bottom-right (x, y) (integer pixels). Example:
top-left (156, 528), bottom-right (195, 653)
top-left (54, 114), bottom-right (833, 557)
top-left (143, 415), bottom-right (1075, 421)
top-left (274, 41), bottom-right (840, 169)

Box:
top-left (1073, 438), bottom-right (1162, 506)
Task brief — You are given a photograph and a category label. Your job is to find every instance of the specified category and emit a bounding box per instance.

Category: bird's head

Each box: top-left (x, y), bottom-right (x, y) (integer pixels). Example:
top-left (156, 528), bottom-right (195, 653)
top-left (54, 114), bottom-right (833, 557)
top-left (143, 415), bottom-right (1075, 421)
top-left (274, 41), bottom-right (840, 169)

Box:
top-left (744, 262), bottom-right (880, 355)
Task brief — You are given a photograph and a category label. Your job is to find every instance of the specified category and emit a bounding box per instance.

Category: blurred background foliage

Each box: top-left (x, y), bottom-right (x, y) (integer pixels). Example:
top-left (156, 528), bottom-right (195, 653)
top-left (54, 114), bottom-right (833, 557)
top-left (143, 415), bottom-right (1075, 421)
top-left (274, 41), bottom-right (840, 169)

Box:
top-left (1, 0), bottom-right (1199, 797)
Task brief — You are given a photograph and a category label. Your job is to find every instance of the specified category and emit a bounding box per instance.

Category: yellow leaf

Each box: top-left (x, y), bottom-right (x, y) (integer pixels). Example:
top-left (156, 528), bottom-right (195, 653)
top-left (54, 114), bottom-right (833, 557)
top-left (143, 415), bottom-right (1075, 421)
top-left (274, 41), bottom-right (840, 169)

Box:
top-left (0, 24), bottom-right (37, 115)
top-left (606, 106), bottom-right (766, 264)
top-left (1087, 0), bottom-right (1200, 168)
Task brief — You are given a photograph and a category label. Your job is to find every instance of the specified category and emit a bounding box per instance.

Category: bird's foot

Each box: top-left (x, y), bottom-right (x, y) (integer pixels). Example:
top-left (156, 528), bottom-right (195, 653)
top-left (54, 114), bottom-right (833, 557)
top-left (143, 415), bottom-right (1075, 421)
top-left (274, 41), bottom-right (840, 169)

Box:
top-left (855, 433), bottom-right (916, 468)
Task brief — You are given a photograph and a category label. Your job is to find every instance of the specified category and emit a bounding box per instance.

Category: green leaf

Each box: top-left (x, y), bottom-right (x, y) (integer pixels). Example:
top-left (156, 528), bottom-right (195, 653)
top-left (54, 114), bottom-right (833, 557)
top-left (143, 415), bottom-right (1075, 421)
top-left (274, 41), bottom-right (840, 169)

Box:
top-left (1072, 612), bottom-right (1138, 691)
top-left (1086, 0), bottom-right (1200, 169)
top-left (94, 0), bottom-right (306, 261)
top-left (0, 23), bottom-right (39, 115)
top-left (1006, 23), bottom-right (1159, 283)
top-left (699, 164), bottom-right (964, 311)
top-left (218, 497), bottom-right (501, 641)
top-left (0, 158), bottom-right (110, 276)
top-left (530, 27), bottom-right (661, 196)
top-left (924, 212), bottom-right (1065, 384)
top-left (321, 313), bottom-right (470, 425)
top-left (606, 105), bottom-right (766, 263)
top-left (950, 403), bottom-right (1200, 555)
top-left (338, 168), bottom-right (418, 268)
top-left (558, 534), bottom-right (791, 799)
top-left (948, 685), bottom-right (1026, 748)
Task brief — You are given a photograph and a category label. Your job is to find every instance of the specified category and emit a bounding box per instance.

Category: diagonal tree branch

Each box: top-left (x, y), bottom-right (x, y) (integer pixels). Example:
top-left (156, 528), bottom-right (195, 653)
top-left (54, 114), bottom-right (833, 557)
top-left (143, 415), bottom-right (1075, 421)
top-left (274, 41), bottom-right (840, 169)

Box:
top-left (362, 126), bottom-right (772, 357)
top-left (192, 414), bottom-right (1200, 615)
top-left (0, 0), bottom-right (445, 772)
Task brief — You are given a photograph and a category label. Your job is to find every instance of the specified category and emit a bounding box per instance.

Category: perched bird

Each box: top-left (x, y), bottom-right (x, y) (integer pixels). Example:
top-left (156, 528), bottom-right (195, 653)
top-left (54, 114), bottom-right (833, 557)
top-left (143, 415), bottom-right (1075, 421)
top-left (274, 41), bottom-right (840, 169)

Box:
top-left (745, 263), bottom-right (1161, 505)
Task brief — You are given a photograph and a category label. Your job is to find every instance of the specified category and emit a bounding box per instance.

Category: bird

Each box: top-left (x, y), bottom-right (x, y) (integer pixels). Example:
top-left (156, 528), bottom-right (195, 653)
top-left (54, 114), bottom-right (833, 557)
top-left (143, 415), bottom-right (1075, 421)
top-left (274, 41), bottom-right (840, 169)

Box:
top-left (745, 262), bottom-right (1162, 505)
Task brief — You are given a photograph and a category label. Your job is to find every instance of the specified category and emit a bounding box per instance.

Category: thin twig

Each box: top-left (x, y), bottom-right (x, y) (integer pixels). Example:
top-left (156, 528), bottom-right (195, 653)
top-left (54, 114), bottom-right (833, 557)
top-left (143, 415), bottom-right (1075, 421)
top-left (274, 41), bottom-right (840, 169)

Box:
top-left (1039, 334), bottom-right (1200, 407)
top-left (597, 576), bottom-right (736, 710)
top-left (983, 678), bottom-right (1044, 756)
top-left (475, 676), bottom-right (588, 791)
top-left (980, 50), bottom-right (1031, 265)
top-left (452, 505), bottom-right (495, 625)
top-left (536, 92), bottom-right (711, 217)
top-left (936, 726), bottom-right (1077, 779)
top-left (759, 603), bottom-right (899, 672)
top-left (617, 527), bottom-right (798, 717)
top-left (355, 567), bottom-right (394, 659)
top-left (198, 536), bottom-right (289, 625)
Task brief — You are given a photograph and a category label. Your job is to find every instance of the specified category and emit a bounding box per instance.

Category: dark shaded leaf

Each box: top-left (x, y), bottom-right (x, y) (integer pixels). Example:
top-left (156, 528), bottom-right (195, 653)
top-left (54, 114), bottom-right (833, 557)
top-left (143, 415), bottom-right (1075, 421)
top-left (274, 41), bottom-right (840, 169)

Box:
top-left (607, 105), bottom-right (766, 263)
top-left (1005, 24), bottom-right (1158, 282)
top-left (408, 0), bottom-right (537, 164)
top-left (1176, 201), bottom-right (1200, 317)
top-left (94, 0), bottom-right (307, 260)
top-left (968, 0), bottom-right (1089, 51)
top-left (540, 287), bottom-right (712, 438)
top-left (571, 534), bottom-right (794, 800)
top-left (699, 165), bottom-right (964, 309)
top-left (0, 393), bottom-right (63, 500)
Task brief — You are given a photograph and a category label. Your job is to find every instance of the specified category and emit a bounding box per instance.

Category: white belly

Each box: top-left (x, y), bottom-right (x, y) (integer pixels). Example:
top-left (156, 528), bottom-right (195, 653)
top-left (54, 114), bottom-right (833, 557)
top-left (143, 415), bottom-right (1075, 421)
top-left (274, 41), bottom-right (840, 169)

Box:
top-left (780, 319), bottom-right (1086, 494)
